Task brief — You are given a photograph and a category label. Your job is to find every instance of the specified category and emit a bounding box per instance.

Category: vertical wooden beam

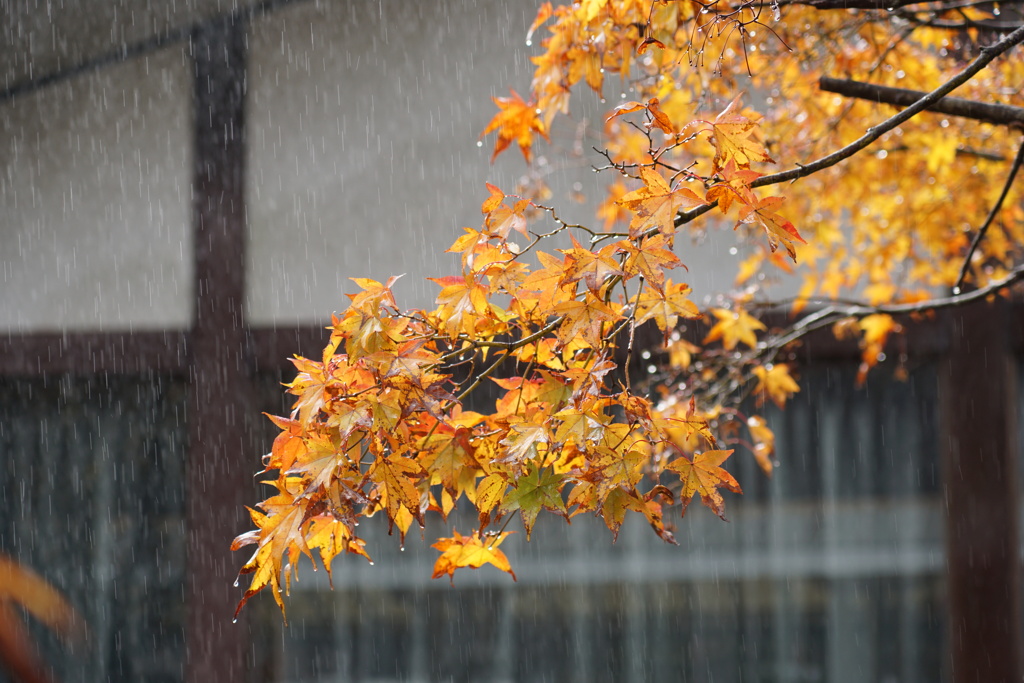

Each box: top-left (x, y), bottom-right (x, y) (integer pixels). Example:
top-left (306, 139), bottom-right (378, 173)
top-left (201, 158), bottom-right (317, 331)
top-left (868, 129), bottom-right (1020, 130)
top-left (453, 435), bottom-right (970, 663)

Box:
top-left (941, 298), bottom-right (1021, 683)
top-left (186, 16), bottom-right (251, 683)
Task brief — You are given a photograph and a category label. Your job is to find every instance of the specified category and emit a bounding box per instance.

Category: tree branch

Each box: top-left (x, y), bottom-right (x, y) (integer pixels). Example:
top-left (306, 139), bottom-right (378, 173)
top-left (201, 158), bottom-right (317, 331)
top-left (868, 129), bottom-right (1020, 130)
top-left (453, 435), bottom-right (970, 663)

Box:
top-left (750, 23), bottom-right (1024, 190)
top-left (954, 137), bottom-right (1024, 290)
top-left (776, 0), bottom-right (1024, 11)
top-left (671, 24), bottom-right (1024, 231)
top-left (819, 76), bottom-right (1024, 127)
top-left (769, 262), bottom-right (1024, 351)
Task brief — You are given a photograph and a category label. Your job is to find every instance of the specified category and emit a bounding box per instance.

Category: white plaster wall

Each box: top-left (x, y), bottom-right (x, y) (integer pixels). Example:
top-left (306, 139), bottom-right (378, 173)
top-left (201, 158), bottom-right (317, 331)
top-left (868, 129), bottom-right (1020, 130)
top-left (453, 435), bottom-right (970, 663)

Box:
top-left (245, 0), bottom-right (618, 322)
top-left (244, 0), bottom-right (771, 325)
top-left (0, 45), bottom-right (193, 332)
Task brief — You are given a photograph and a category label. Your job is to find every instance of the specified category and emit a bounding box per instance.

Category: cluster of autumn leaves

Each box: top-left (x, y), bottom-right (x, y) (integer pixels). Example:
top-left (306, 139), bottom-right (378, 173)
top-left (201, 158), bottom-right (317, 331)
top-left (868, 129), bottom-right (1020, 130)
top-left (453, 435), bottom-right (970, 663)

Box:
top-left (233, 80), bottom-right (807, 616)
top-left (236, 0), bottom-right (1024, 615)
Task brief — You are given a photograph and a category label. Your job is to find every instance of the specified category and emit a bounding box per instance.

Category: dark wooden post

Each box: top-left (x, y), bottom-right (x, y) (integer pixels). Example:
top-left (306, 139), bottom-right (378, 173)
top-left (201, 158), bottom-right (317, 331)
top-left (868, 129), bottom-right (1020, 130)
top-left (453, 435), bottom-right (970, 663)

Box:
top-left (186, 16), bottom-right (251, 683)
top-left (941, 298), bottom-right (1021, 682)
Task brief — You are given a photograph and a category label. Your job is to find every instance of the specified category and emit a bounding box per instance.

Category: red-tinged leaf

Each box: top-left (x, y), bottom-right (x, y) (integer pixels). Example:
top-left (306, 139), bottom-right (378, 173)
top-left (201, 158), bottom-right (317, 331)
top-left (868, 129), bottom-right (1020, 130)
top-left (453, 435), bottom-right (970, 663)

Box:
top-left (646, 97), bottom-right (674, 134)
top-left (740, 195), bottom-right (806, 261)
top-left (637, 36), bottom-right (666, 54)
top-left (431, 530), bottom-right (516, 585)
top-left (666, 449), bottom-right (742, 519)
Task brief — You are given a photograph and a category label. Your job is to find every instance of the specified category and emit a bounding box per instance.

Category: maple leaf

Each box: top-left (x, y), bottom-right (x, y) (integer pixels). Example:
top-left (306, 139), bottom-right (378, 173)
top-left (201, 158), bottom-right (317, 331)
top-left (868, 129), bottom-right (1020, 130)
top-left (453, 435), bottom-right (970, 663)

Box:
top-left (485, 193), bottom-right (531, 239)
top-left (747, 415), bottom-right (776, 476)
top-left (703, 308), bottom-right (766, 350)
top-left (738, 195), bottom-right (806, 262)
top-left (304, 516), bottom-right (369, 587)
top-left (473, 472), bottom-right (508, 528)
top-left (666, 449), bottom-right (742, 519)
top-left (600, 486), bottom-right (644, 541)
top-left (496, 420), bottom-right (550, 472)
top-left (615, 234), bottom-right (682, 289)
top-left (703, 96), bottom-right (775, 174)
top-left (616, 166), bottom-right (705, 239)
top-left (499, 465), bottom-right (566, 538)
top-left (558, 234), bottom-right (623, 294)
top-left (429, 274), bottom-right (490, 337)
top-left (0, 555), bottom-right (84, 683)
top-left (419, 420), bottom-right (480, 496)
top-left (368, 453), bottom-right (424, 529)
top-left (857, 314), bottom-right (900, 384)
top-left (431, 530), bottom-right (517, 585)
top-left (753, 363), bottom-right (800, 409)
top-left (705, 159), bottom-right (761, 214)
top-left (482, 89), bottom-right (548, 162)
top-left (606, 97), bottom-right (674, 134)
top-left (552, 406), bottom-right (606, 446)
top-left (344, 275), bottom-right (402, 316)
top-left (633, 280), bottom-right (701, 335)
top-left (553, 293), bottom-right (621, 348)
top-left (233, 481), bottom-right (312, 619)
top-left (518, 250), bottom-right (575, 314)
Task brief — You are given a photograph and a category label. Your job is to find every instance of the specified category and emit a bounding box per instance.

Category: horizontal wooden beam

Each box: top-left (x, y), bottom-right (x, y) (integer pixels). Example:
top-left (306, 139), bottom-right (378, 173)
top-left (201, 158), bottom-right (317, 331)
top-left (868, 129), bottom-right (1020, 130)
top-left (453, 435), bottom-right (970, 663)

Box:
top-left (0, 331), bottom-right (188, 375)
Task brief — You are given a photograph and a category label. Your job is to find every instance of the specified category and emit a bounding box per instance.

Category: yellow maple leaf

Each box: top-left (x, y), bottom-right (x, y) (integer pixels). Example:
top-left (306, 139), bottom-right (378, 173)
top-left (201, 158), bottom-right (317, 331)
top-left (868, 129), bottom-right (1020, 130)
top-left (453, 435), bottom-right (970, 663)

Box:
top-left (703, 308), bottom-right (766, 350)
top-left (752, 363), bottom-right (800, 409)
top-left (633, 280), bottom-right (701, 333)
top-left (705, 95), bottom-right (775, 174)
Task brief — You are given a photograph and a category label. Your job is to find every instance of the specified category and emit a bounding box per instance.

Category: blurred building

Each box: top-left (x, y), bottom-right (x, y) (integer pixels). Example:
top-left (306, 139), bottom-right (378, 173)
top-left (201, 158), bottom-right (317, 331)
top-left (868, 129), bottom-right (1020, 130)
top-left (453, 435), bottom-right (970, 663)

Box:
top-left (0, 1), bottom-right (1019, 682)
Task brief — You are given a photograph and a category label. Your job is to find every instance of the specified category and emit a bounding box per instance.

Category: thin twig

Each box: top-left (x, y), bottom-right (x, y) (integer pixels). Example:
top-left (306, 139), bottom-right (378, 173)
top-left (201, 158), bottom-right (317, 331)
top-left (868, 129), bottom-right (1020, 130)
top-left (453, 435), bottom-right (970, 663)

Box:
top-left (954, 138), bottom-right (1024, 290)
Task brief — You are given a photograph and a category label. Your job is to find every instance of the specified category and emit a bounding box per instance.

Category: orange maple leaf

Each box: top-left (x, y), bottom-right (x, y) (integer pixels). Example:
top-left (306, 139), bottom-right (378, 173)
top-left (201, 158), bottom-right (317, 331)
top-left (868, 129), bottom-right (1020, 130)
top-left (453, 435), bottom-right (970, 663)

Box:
top-left (482, 89), bottom-right (549, 162)
top-left (666, 449), bottom-right (742, 519)
top-left (431, 530), bottom-right (517, 585)
top-left (739, 195), bottom-right (806, 261)
top-left (368, 453), bottom-right (424, 528)
top-left (558, 235), bottom-right (623, 294)
top-left (0, 554), bottom-right (84, 683)
top-left (616, 234), bottom-right (682, 288)
top-left (553, 293), bottom-right (621, 347)
top-left (617, 166), bottom-right (705, 239)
